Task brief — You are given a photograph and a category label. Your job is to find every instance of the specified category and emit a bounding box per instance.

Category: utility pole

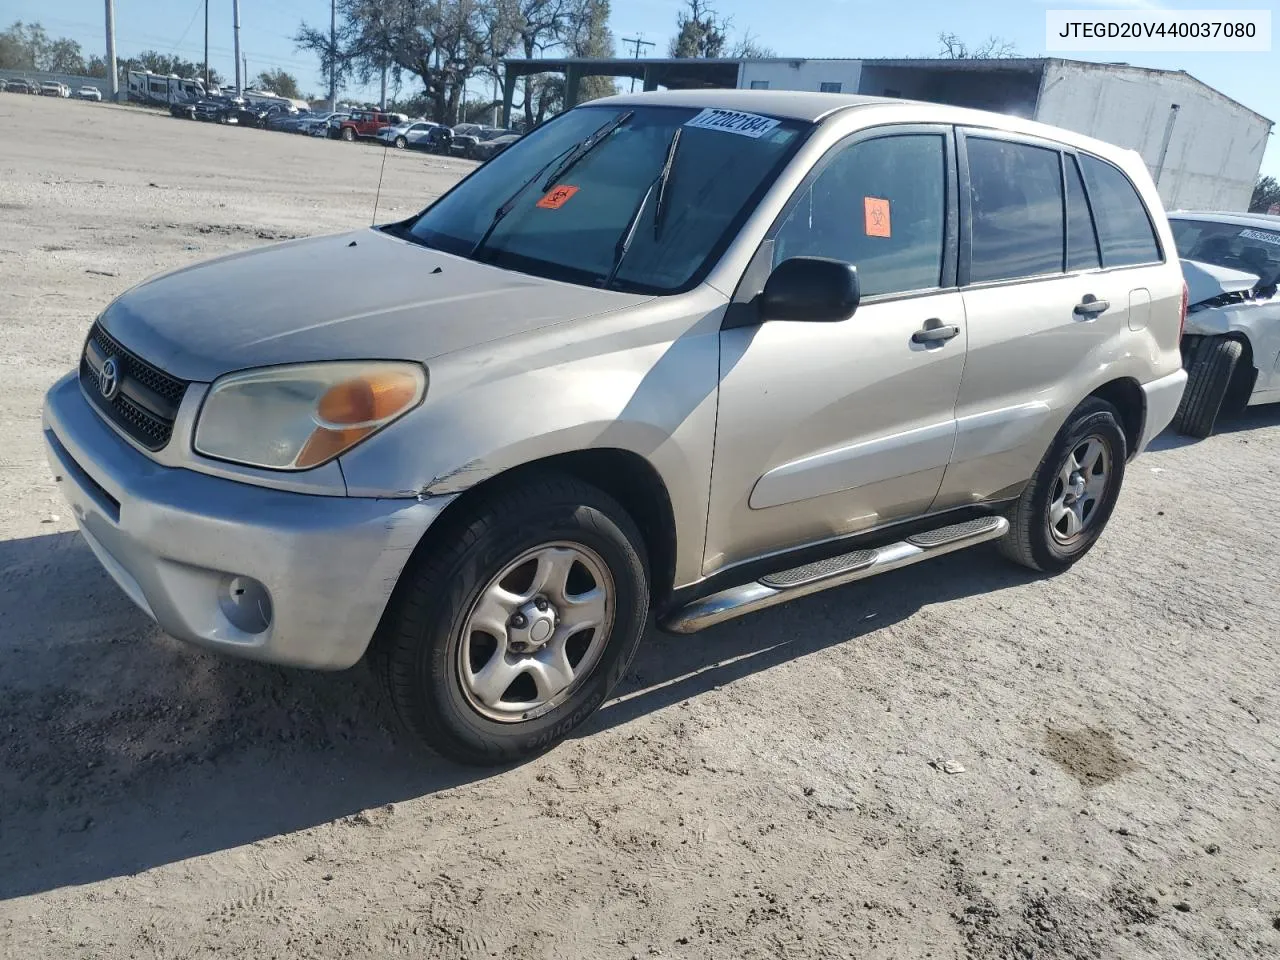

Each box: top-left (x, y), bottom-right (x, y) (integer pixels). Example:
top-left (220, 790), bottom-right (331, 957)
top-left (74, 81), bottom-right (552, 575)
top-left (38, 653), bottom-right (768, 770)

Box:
top-left (203, 0), bottom-right (210, 89)
top-left (104, 0), bottom-right (118, 101)
top-left (380, 62), bottom-right (387, 110)
top-left (233, 0), bottom-right (242, 96)
top-left (620, 36), bottom-right (654, 93)
top-left (242, 54), bottom-right (248, 90)
top-left (328, 0), bottom-right (337, 111)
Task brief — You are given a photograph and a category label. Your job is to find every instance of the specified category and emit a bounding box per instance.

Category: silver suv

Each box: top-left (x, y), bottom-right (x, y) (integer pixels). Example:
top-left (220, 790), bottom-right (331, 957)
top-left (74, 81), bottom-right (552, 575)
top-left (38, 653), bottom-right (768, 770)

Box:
top-left (43, 91), bottom-right (1187, 764)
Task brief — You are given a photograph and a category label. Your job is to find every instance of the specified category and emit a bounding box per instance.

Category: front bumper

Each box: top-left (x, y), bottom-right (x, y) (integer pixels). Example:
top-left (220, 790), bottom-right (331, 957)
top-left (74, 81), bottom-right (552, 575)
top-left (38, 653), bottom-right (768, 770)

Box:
top-left (1138, 368), bottom-right (1189, 452)
top-left (42, 373), bottom-right (452, 670)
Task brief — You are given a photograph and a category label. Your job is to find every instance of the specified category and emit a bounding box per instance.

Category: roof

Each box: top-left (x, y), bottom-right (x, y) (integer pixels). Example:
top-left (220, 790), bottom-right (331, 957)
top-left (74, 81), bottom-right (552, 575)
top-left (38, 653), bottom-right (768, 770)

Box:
top-left (1168, 211), bottom-right (1280, 229)
top-left (598, 88), bottom-right (890, 122)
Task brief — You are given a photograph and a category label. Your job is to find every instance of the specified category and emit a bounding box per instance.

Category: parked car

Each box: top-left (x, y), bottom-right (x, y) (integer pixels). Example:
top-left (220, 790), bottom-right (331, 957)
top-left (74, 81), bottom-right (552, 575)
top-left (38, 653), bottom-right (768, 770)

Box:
top-left (42, 91), bottom-right (1187, 765)
top-left (334, 109), bottom-right (407, 141)
top-left (471, 132), bottom-right (521, 161)
top-left (450, 124), bottom-right (504, 158)
top-left (169, 98), bottom-right (197, 120)
top-left (319, 113), bottom-right (350, 137)
top-left (376, 119), bottom-right (446, 150)
top-left (40, 81), bottom-right (71, 98)
top-left (264, 108), bottom-right (308, 132)
top-left (192, 96), bottom-right (269, 127)
top-left (1166, 211), bottom-right (1280, 437)
top-left (5, 78), bottom-right (39, 94)
top-left (76, 86), bottom-right (103, 101)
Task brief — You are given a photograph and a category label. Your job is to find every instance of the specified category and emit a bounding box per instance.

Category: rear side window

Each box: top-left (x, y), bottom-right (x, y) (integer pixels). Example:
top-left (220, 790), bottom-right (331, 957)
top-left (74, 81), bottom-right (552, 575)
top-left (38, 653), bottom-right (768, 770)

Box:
top-left (1066, 155), bottom-right (1100, 271)
top-left (1079, 155), bottom-right (1161, 266)
top-left (773, 134), bottom-right (947, 298)
top-left (967, 138), bottom-right (1064, 283)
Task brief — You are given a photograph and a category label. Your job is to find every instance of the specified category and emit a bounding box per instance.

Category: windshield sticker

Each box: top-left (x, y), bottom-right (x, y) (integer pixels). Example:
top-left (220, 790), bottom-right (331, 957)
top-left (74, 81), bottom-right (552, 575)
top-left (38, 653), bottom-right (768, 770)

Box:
top-left (683, 108), bottom-right (781, 139)
top-left (1239, 228), bottom-right (1280, 246)
top-left (864, 197), bottom-right (891, 238)
top-left (536, 184), bottom-right (580, 210)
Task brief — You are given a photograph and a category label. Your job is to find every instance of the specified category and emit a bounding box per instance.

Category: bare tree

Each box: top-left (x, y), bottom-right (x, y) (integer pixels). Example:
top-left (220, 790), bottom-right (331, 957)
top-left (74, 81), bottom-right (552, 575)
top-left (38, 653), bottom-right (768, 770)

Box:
top-left (937, 31), bottom-right (1018, 59)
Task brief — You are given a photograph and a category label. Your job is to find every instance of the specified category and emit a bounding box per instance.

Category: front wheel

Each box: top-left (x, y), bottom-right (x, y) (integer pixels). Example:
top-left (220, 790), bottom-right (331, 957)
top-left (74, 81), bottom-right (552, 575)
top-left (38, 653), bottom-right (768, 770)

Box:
top-left (370, 472), bottom-right (650, 765)
top-left (394, 136), bottom-right (407, 149)
top-left (341, 126), bottom-right (355, 142)
top-left (1173, 336), bottom-right (1243, 439)
top-left (998, 397), bottom-right (1127, 574)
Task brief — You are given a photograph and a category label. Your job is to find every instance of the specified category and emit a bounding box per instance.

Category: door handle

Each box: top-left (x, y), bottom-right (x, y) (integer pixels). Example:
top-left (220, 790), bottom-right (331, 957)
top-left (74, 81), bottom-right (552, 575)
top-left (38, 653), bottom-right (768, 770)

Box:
top-left (1074, 295), bottom-right (1109, 318)
top-left (912, 321), bottom-right (960, 344)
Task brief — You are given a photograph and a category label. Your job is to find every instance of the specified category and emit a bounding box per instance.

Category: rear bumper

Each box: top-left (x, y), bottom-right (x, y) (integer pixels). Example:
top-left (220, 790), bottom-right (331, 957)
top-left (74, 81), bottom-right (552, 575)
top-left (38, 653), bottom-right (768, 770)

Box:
top-left (1138, 368), bottom-right (1188, 452)
top-left (43, 373), bottom-right (452, 670)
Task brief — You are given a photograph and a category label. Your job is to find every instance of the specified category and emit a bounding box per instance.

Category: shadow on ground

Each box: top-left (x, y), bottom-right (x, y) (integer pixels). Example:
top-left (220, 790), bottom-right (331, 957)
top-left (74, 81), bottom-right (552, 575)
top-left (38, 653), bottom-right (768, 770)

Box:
top-left (0, 528), bottom-right (1035, 899)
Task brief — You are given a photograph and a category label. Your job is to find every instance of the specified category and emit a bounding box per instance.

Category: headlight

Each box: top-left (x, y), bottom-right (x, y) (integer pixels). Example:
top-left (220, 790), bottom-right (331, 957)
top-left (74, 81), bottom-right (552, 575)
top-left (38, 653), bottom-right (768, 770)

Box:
top-left (194, 361), bottom-right (426, 470)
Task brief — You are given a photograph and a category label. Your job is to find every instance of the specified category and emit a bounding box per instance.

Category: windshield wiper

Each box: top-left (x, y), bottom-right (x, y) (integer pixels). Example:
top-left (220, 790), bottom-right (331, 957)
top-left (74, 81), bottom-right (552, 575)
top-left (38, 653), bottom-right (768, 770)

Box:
top-left (470, 110), bottom-right (634, 260)
top-left (539, 110), bottom-right (633, 193)
top-left (604, 127), bottom-right (683, 289)
top-left (651, 127), bottom-right (681, 242)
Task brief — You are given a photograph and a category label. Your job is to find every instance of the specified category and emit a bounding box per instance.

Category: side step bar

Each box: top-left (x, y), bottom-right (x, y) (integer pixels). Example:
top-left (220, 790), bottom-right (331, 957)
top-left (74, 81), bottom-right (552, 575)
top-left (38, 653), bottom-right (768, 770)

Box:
top-left (661, 515), bottom-right (1009, 634)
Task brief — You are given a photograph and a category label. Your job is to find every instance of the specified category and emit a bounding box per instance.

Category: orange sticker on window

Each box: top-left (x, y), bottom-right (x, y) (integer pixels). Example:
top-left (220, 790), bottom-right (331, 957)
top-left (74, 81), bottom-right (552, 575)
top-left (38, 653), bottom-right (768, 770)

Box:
top-left (537, 184), bottom-right (580, 209)
top-left (864, 196), bottom-right (891, 238)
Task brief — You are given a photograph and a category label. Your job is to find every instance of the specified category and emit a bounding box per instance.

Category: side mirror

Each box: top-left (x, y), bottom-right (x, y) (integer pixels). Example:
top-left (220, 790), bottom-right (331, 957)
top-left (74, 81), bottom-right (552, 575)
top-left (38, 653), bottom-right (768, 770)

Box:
top-left (759, 257), bottom-right (860, 323)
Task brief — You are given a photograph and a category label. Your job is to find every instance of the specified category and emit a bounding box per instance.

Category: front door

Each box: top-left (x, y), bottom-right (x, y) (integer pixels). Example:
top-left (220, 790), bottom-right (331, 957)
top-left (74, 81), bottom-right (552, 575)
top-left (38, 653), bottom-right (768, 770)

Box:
top-left (704, 127), bottom-right (967, 576)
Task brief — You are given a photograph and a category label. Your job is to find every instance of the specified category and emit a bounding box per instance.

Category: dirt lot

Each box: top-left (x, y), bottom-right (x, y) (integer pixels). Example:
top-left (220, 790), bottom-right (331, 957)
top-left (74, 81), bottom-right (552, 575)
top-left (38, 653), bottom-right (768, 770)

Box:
top-left (1, 94), bottom-right (1278, 960)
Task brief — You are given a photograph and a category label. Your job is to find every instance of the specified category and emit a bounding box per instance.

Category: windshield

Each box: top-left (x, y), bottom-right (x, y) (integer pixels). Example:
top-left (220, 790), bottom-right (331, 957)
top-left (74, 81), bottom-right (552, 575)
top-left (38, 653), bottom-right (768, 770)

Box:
top-left (406, 105), bottom-right (808, 294)
top-left (1171, 218), bottom-right (1280, 277)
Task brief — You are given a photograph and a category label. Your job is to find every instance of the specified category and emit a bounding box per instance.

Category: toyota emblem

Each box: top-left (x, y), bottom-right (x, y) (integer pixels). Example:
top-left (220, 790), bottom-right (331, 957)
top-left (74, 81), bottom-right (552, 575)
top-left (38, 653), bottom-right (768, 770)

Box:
top-left (99, 356), bottom-right (121, 401)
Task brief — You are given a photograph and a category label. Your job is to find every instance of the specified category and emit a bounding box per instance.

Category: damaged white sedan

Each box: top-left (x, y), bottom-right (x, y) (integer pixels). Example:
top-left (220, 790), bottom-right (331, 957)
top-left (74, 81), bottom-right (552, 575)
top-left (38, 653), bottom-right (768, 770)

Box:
top-left (1169, 212), bottom-right (1280, 437)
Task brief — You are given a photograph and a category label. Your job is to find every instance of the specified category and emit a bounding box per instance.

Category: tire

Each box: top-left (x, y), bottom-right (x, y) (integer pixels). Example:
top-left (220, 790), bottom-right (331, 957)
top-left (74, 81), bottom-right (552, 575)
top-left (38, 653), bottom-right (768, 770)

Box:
top-left (394, 136), bottom-right (407, 149)
top-left (369, 471), bottom-right (650, 765)
top-left (998, 397), bottom-right (1127, 574)
top-left (341, 126), bottom-right (355, 142)
top-left (1174, 336), bottom-right (1243, 439)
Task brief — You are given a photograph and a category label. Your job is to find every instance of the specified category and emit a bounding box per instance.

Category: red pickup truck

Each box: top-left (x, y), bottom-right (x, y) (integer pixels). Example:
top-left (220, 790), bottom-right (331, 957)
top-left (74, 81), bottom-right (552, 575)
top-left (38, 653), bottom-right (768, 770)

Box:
top-left (334, 109), bottom-right (407, 142)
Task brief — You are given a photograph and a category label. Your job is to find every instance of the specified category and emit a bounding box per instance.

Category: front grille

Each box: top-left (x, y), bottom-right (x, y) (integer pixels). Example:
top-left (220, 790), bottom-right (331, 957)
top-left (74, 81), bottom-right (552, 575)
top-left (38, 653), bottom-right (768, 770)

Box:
top-left (80, 322), bottom-right (188, 451)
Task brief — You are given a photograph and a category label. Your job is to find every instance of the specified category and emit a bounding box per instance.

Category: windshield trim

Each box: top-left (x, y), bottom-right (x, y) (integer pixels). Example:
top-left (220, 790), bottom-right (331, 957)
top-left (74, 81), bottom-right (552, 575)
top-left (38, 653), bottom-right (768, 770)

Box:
top-left (393, 105), bottom-right (815, 296)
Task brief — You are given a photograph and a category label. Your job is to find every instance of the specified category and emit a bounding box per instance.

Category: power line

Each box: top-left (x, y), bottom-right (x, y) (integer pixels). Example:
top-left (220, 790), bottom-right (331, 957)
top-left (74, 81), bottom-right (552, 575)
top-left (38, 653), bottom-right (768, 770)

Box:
top-left (620, 36), bottom-right (655, 93)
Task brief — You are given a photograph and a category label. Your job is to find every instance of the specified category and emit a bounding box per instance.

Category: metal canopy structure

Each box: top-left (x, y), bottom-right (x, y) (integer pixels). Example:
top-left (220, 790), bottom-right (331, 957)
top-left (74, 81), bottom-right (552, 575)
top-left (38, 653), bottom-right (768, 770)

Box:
top-left (499, 57), bottom-right (741, 127)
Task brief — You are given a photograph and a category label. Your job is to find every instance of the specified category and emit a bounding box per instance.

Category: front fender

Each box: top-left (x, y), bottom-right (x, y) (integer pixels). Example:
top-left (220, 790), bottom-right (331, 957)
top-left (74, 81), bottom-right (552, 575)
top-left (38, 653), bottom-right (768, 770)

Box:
top-left (338, 292), bottom-right (729, 585)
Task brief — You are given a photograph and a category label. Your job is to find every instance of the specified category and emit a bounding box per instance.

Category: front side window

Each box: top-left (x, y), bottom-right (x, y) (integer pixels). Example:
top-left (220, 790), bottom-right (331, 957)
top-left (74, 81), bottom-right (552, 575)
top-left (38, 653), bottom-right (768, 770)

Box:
top-left (406, 105), bottom-right (808, 294)
top-left (967, 137), bottom-right (1064, 284)
top-left (772, 134), bottom-right (947, 298)
top-left (1080, 155), bottom-right (1160, 267)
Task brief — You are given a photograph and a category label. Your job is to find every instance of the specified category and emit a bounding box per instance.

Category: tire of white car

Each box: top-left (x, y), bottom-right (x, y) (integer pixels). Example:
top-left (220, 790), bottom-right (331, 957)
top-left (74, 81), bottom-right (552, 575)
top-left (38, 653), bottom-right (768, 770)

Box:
top-left (1173, 336), bottom-right (1243, 439)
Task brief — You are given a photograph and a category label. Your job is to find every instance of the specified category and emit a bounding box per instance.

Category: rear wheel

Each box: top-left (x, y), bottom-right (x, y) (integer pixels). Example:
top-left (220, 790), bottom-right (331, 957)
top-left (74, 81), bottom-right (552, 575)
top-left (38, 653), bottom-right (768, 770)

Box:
top-left (1174, 336), bottom-right (1243, 439)
top-left (998, 398), bottom-right (1127, 574)
top-left (394, 135), bottom-right (407, 149)
top-left (369, 472), bottom-right (650, 765)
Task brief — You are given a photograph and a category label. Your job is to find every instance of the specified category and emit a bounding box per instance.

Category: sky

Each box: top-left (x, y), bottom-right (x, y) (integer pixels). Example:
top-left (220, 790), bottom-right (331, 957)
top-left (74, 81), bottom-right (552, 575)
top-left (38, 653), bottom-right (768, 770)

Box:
top-left (9, 0), bottom-right (1280, 176)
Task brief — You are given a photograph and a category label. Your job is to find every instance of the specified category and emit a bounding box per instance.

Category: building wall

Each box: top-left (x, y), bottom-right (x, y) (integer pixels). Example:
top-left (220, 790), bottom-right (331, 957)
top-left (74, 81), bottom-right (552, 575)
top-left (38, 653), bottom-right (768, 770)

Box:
top-left (737, 60), bottom-right (863, 95)
top-left (1036, 60), bottom-right (1270, 211)
top-left (858, 64), bottom-right (1041, 118)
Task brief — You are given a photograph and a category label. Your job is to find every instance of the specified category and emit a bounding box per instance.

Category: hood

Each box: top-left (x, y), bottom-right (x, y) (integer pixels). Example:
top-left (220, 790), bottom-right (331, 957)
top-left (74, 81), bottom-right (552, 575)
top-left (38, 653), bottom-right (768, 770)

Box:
top-left (98, 228), bottom-right (650, 382)
top-left (1180, 258), bottom-right (1259, 307)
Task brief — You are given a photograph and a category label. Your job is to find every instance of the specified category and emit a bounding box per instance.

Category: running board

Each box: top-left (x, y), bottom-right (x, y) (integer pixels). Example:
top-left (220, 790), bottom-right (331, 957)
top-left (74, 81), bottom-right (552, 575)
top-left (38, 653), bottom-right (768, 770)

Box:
top-left (660, 515), bottom-right (1009, 634)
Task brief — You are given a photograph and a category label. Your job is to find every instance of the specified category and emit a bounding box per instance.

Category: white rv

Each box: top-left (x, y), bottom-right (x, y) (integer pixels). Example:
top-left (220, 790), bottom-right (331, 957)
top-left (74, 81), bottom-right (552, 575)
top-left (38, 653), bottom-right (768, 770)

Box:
top-left (127, 70), bottom-right (212, 107)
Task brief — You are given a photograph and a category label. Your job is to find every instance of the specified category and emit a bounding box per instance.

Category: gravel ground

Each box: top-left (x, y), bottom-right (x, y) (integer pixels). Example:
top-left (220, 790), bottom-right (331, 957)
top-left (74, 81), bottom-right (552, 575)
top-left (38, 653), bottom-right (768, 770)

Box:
top-left (1, 94), bottom-right (1278, 960)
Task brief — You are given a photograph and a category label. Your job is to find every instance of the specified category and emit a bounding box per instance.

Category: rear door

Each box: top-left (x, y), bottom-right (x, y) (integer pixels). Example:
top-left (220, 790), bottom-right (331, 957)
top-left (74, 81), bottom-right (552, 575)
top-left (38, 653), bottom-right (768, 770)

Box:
top-left (934, 131), bottom-right (1164, 508)
top-left (705, 125), bottom-right (968, 574)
